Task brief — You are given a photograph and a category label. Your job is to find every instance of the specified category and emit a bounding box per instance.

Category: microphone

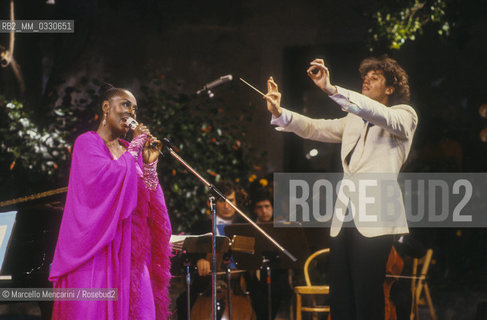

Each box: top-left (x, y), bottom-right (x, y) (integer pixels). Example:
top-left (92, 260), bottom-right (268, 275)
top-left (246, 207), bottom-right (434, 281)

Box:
top-left (196, 74), bottom-right (233, 95)
top-left (124, 117), bottom-right (139, 130)
top-left (125, 117), bottom-right (166, 149)
top-left (124, 117), bottom-right (163, 151)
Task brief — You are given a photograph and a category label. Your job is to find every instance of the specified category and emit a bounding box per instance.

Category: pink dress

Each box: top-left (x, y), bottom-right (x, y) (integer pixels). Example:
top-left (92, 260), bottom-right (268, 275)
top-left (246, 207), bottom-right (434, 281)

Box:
top-left (49, 131), bottom-right (172, 320)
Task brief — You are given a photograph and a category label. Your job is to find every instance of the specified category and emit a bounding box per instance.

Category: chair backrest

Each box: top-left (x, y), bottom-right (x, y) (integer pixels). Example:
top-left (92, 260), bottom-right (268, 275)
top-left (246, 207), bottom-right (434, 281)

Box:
top-left (412, 248), bottom-right (433, 284)
top-left (304, 248), bottom-right (330, 286)
top-left (410, 248), bottom-right (434, 319)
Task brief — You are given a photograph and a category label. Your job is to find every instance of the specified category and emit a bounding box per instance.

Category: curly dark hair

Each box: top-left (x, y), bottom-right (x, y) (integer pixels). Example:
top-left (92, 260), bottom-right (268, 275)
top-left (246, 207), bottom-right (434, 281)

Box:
top-left (359, 55), bottom-right (410, 105)
top-left (249, 187), bottom-right (273, 210)
top-left (215, 180), bottom-right (237, 198)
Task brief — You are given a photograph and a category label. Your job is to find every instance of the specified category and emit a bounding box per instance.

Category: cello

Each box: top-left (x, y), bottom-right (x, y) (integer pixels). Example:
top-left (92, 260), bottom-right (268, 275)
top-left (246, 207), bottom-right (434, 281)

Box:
top-left (190, 252), bottom-right (256, 320)
top-left (384, 245), bottom-right (404, 320)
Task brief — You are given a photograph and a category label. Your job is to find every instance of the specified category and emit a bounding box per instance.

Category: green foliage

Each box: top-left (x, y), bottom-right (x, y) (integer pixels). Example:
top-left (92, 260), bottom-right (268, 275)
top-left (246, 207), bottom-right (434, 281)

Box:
top-left (138, 76), bottom-right (263, 233)
top-left (0, 96), bottom-right (72, 199)
top-left (47, 78), bottom-right (101, 143)
top-left (368, 0), bottom-right (450, 51)
top-left (0, 97), bottom-right (70, 176)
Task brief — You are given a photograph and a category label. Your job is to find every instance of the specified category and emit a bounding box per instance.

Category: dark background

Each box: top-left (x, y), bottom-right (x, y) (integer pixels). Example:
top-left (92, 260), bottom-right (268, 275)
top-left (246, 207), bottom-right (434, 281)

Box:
top-left (0, 0), bottom-right (487, 318)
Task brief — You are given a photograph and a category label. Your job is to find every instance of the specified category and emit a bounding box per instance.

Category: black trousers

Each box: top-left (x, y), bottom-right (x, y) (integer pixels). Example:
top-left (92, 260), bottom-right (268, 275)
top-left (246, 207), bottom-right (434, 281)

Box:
top-left (329, 227), bottom-right (393, 320)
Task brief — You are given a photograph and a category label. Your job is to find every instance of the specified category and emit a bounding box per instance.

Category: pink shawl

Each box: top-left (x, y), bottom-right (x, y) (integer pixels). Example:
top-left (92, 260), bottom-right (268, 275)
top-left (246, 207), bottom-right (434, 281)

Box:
top-left (49, 131), bottom-right (172, 319)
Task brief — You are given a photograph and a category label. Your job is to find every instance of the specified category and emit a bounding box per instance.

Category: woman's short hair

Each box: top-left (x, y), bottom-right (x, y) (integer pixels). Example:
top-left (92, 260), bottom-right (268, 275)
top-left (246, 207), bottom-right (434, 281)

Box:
top-left (98, 83), bottom-right (126, 108)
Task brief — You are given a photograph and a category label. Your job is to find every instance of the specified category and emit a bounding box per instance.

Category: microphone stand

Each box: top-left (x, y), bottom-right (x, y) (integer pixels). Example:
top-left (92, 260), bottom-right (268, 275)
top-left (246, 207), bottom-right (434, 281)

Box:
top-left (209, 195), bottom-right (218, 320)
top-left (152, 139), bottom-right (297, 320)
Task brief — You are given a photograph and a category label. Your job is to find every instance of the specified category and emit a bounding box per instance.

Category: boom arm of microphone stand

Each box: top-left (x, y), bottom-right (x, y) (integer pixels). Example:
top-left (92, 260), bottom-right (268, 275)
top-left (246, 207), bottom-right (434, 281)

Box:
top-left (160, 139), bottom-right (297, 262)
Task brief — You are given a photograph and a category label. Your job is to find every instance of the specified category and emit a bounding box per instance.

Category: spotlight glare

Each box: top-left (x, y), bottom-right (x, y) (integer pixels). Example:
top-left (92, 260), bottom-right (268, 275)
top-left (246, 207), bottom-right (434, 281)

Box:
top-left (306, 148), bottom-right (319, 159)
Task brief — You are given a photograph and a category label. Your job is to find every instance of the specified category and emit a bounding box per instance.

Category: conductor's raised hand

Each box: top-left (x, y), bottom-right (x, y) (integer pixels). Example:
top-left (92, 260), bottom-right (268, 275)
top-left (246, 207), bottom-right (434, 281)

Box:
top-left (263, 76), bottom-right (282, 118)
top-left (307, 58), bottom-right (337, 95)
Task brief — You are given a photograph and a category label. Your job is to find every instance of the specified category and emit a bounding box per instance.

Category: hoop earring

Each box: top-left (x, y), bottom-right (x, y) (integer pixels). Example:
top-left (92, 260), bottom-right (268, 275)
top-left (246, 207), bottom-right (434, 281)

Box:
top-left (103, 112), bottom-right (108, 126)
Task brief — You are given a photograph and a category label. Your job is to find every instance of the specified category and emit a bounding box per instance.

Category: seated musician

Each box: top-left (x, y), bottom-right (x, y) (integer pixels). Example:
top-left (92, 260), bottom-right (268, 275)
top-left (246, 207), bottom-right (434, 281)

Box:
top-left (192, 180), bottom-right (240, 276)
top-left (176, 180), bottom-right (241, 319)
top-left (247, 185), bottom-right (292, 320)
top-left (251, 186), bottom-right (273, 223)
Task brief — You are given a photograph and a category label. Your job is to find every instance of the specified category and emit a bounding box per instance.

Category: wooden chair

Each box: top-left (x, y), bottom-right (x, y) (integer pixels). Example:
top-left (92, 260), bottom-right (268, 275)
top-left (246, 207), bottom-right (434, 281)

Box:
top-left (410, 249), bottom-right (436, 320)
top-left (294, 248), bottom-right (330, 320)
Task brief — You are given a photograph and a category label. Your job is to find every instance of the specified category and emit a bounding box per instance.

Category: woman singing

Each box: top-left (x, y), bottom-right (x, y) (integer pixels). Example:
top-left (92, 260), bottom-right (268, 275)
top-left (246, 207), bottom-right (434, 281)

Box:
top-left (49, 84), bottom-right (172, 320)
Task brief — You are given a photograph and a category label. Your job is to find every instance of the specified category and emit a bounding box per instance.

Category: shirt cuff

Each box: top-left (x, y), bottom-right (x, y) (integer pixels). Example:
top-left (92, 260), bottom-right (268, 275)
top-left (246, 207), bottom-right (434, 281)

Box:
top-left (329, 86), bottom-right (360, 114)
top-left (270, 108), bottom-right (292, 127)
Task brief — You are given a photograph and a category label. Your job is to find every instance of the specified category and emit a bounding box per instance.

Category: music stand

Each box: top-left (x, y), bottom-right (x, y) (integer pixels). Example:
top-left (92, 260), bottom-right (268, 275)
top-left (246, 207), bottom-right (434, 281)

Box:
top-left (225, 222), bottom-right (310, 270)
top-left (174, 234), bottom-right (231, 320)
top-left (225, 222), bottom-right (311, 320)
top-left (159, 140), bottom-right (296, 320)
top-left (182, 233), bottom-right (230, 255)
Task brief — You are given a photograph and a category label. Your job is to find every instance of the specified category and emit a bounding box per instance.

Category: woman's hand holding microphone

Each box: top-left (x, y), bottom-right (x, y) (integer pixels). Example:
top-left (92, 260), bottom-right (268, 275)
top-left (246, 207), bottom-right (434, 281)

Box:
top-left (126, 117), bottom-right (162, 164)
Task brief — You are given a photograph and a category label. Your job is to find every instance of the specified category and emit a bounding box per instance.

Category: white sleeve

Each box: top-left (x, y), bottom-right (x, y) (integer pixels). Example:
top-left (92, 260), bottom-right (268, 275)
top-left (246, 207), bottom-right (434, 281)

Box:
top-left (270, 108), bottom-right (293, 127)
top-left (270, 107), bottom-right (345, 143)
top-left (329, 86), bottom-right (418, 139)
